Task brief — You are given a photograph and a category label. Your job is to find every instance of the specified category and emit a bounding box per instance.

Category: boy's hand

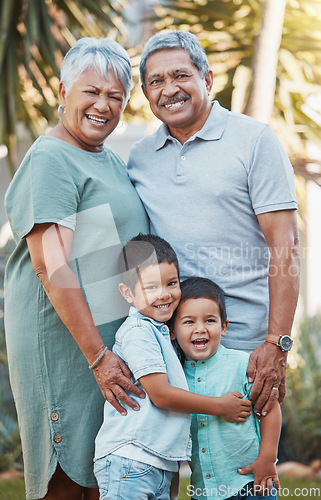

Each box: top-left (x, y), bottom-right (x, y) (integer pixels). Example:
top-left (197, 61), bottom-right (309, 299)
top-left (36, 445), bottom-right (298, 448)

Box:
top-left (238, 456), bottom-right (280, 495)
top-left (218, 392), bottom-right (252, 423)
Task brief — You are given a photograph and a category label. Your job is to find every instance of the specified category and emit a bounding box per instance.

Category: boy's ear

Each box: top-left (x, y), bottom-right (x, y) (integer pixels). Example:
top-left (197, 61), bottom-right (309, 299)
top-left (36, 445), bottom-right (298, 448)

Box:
top-left (221, 319), bottom-right (229, 337)
top-left (168, 322), bottom-right (176, 341)
top-left (118, 283), bottom-right (134, 304)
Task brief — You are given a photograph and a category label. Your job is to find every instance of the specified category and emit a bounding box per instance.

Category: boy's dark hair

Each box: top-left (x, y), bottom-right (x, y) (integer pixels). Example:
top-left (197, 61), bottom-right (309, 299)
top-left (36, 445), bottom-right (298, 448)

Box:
top-left (178, 277), bottom-right (227, 323)
top-left (118, 233), bottom-right (179, 290)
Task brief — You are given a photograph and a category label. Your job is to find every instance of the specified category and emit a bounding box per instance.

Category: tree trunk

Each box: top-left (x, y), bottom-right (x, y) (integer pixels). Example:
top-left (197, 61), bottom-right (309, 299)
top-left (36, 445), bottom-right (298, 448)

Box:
top-left (244, 0), bottom-right (286, 123)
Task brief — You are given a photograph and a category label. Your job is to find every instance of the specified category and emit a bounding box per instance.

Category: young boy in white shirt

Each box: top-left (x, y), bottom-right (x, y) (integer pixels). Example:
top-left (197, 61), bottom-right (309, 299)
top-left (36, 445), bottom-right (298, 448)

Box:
top-left (94, 234), bottom-right (252, 500)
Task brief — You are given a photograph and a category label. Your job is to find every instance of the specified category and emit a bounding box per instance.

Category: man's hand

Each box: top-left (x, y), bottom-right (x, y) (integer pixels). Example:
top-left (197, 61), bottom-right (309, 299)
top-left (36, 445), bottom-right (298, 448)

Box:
top-left (218, 392), bottom-right (252, 423)
top-left (238, 456), bottom-right (279, 495)
top-left (92, 349), bottom-right (145, 415)
top-left (247, 342), bottom-right (287, 416)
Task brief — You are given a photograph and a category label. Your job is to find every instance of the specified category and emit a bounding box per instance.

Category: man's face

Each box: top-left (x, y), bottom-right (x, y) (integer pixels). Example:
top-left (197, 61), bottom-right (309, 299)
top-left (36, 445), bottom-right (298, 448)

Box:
top-left (142, 49), bottom-right (213, 140)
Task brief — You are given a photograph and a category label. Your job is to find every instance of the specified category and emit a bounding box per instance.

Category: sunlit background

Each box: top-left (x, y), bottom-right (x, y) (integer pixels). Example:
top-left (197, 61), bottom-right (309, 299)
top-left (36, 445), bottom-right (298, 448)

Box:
top-left (0, 0), bottom-right (321, 493)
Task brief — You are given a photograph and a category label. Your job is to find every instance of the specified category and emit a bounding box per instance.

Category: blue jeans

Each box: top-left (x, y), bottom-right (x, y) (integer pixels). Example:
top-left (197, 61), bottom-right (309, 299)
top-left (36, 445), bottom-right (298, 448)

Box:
top-left (226, 481), bottom-right (277, 499)
top-left (94, 454), bottom-right (174, 500)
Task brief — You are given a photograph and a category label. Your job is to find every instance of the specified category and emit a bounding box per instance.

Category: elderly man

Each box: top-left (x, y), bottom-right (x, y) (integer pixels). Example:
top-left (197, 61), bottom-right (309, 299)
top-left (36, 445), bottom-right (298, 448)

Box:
top-left (127, 30), bottom-right (300, 416)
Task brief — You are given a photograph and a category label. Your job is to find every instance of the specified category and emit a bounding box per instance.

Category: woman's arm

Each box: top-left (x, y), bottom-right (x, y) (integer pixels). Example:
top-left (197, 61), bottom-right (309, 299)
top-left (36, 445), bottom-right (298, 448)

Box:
top-left (139, 372), bottom-right (252, 423)
top-left (238, 400), bottom-right (281, 493)
top-left (26, 222), bottom-right (144, 414)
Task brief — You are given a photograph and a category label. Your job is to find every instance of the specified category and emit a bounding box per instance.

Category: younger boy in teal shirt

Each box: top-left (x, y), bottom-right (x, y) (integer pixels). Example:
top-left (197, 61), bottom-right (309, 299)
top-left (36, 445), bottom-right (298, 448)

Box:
top-left (171, 277), bottom-right (281, 500)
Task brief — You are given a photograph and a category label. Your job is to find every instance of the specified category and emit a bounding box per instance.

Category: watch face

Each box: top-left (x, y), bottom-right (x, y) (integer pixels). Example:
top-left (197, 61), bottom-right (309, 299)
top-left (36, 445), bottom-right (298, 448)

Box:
top-left (280, 335), bottom-right (293, 351)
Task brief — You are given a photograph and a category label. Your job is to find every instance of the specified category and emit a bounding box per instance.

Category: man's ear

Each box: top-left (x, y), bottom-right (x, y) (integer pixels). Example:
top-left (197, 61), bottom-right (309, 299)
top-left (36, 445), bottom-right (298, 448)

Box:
top-left (204, 69), bottom-right (214, 95)
top-left (141, 83), bottom-right (148, 100)
top-left (118, 283), bottom-right (134, 304)
top-left (221, 319), bottom-right (229, 337)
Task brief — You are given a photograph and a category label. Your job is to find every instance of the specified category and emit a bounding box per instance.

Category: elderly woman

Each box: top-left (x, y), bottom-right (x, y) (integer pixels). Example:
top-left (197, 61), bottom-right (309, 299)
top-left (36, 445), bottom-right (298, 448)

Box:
top-left (4, 38), bottom-right (148, 499)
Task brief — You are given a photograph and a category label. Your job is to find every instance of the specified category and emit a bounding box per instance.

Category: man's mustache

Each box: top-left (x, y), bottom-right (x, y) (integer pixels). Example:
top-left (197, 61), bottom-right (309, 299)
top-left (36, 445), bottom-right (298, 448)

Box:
top-left (158, 95), bottom-right (189, 106)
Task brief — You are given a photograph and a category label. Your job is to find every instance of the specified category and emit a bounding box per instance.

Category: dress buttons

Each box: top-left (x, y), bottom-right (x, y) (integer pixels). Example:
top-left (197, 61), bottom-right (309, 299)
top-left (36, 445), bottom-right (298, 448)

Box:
top-left (53, 435), bottom-right (62, 443)
top-left (197, 377), bottom-right (202, 382)
top-left (206, 473), bottom-right (211, 479)
top-left (51, 412), bottom-right (59, 421)
top-left (181, 155), bottom-right (186, 160)
top-left (122, 474), bottom-right (126, 479)
top-left (201, 448), bottom-right (206, 453)
top-left (162, 326), bottom-right (168, 332)
top-left (200, 423), bottom-right (205, 428)
top-left (191, 362), bottom-right (195, 367)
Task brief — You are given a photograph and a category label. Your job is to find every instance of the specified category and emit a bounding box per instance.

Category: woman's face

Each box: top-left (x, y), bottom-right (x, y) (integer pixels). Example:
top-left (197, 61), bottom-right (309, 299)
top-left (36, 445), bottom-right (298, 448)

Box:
top-left (59, 68), bottom-right (126, 152)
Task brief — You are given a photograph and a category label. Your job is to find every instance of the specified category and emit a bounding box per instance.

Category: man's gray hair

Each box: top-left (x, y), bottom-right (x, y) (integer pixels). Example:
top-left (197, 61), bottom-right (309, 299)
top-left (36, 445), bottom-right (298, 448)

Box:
top-left (140, 30), bottom-right (210, 88)
top-left (60, 37), bottom-right (132, 104)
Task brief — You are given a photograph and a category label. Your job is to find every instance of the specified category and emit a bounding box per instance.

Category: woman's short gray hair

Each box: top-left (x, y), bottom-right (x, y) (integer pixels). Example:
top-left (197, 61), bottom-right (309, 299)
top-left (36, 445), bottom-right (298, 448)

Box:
top-left (140, 30), bottom-right (210, 88)
top-left (60, 37), bottom-right (132, 104)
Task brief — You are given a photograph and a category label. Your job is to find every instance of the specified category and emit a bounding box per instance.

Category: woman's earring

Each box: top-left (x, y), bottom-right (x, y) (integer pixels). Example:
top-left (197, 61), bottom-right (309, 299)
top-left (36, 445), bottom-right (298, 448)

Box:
top-left (58, 104), bottom-right (65, 116)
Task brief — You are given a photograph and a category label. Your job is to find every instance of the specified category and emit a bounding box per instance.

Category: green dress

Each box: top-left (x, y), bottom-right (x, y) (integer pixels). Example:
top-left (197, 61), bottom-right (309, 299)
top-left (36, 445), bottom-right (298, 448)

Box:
top-left (4, 136), bottom-right (149, 499)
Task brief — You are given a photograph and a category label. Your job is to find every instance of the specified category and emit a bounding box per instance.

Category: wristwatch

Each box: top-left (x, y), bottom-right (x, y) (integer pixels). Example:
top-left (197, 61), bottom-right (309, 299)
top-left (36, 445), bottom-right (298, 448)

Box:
top-left (265, 334), bottom-right (293, 352)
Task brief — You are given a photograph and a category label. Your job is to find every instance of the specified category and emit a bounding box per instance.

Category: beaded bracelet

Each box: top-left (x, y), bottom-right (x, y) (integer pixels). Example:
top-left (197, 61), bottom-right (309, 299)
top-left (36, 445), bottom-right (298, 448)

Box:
top-left (89, 346), bottom-right (108, 370)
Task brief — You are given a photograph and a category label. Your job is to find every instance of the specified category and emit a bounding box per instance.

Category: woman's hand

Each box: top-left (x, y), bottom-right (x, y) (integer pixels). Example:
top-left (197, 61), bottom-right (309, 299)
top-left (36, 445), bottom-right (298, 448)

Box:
top-left (92, 349), bottom-right (145, 415)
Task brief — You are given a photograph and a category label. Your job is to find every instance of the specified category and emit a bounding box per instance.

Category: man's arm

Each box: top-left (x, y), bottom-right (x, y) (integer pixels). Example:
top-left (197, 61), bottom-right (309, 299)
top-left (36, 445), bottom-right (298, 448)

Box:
top-left (139, 372), bottom-right (252, 423)
top-left (247, 209), bottom-right (300, 415)
top-left (238, 400), bottom-right (282, 494)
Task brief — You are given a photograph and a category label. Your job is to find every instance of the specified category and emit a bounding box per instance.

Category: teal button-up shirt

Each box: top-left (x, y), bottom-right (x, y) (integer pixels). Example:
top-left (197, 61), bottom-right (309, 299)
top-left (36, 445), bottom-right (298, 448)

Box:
top-left (184, 345), bottom-right (260, 499)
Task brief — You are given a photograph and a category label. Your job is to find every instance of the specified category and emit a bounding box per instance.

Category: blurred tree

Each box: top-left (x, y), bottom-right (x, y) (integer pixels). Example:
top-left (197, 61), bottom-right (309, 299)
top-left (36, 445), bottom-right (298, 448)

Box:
top-left (155, 0), bottom-right (321, 186)
top-left (0, 0), bottom-right (128, 175)
top-left (282, 314), bottom-right (321, 462)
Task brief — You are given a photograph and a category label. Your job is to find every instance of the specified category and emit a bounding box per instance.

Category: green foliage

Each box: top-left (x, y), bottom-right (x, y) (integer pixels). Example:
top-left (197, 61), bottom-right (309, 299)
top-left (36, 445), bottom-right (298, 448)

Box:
top-left (282, 314), bottom-right (321, 463)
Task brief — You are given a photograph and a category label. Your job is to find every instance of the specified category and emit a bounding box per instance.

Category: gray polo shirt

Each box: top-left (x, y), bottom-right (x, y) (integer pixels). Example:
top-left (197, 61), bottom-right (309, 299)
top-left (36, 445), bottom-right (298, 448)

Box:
top-left (127, 101), bottom-right (297, 349)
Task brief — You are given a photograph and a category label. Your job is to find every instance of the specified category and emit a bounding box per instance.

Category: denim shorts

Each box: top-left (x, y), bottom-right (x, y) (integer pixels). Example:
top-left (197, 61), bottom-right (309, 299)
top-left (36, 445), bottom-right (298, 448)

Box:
top-left (94, 454), bottom-right (174, 499)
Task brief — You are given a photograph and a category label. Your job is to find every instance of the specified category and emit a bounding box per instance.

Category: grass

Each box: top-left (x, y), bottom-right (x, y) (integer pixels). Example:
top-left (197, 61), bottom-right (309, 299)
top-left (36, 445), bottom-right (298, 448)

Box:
top-left (0, 480), bottom-right (25, 500)
top-left (0, 476), bottom-right (320, 499)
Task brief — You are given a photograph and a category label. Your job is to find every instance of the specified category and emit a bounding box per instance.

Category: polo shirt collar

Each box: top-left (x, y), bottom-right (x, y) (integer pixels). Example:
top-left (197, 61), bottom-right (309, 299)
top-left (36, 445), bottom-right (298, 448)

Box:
top-left (128, 306), bottom-right (166, 329)
top-left (154, 100), bottom-right (229, 150)
top-left (184, 343), bottom-right (226, 370)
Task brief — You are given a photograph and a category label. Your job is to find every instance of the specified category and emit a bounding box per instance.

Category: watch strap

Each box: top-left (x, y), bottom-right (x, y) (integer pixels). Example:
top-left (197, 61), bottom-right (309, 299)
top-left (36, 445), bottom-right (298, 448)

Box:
top-left (265, 334), bottom-right (281, 346)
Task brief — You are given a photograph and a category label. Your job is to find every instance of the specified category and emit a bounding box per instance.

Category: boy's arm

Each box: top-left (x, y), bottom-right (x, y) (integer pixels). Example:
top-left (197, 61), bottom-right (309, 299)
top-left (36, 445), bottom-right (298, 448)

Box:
top-left (139, 372), bottom-right (252, 423)
top-left (238, 399), bottom-right (282, 494)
